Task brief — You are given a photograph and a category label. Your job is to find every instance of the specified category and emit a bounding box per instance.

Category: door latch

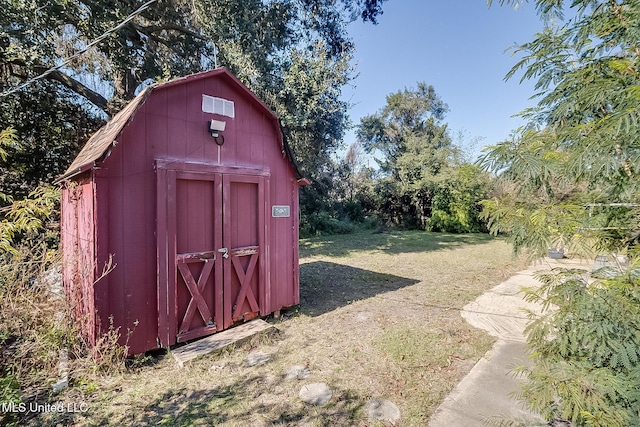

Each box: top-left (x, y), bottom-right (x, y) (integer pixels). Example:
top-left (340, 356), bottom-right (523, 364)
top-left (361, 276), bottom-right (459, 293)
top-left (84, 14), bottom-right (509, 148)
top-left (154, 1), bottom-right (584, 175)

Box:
top-left (218, 247), bottom-right (229, 258)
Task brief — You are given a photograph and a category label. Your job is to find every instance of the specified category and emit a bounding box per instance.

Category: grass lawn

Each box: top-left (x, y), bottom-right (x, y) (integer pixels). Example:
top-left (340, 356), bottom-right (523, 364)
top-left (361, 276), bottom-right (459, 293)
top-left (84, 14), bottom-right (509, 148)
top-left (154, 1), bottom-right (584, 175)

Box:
top-left (24, 230), bottom-right (526, 427)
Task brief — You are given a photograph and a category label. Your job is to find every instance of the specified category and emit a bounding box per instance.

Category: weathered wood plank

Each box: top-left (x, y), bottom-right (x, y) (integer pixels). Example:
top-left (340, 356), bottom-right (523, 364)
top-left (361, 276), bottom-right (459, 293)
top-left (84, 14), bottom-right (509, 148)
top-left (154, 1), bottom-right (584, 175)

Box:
top-left (172, 319), bottom-right (275, 367)
top-left (229, 246), bottom-right (258, 257)
top-left (177, 251), bottom-right (216, 263)
top-left (176, 325), bottom-right (217, 343)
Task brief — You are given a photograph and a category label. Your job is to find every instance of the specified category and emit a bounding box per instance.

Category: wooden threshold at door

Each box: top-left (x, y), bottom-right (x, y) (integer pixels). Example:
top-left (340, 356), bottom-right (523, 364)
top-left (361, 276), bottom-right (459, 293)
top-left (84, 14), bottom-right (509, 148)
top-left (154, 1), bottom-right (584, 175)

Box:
top-left (171, 319), bottom-right (275, 367)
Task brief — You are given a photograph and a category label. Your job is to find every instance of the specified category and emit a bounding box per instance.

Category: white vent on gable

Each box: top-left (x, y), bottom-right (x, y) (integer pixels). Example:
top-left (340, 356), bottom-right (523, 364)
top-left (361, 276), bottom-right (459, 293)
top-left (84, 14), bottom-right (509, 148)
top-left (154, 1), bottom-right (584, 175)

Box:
top-left (202, 94), bottom-right (235, 118)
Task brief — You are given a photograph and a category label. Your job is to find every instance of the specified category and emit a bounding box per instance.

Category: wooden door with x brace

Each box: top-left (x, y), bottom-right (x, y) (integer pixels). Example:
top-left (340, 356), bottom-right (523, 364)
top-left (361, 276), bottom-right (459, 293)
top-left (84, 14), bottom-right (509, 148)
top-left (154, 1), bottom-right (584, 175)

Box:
top-left (157, 164), bottom-right (267, 347)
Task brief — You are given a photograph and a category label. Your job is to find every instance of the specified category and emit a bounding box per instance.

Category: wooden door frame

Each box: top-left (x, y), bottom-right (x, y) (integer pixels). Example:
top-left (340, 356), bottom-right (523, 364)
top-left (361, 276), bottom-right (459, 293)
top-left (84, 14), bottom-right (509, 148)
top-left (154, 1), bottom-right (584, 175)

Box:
top-left (156, 160), bottom-right (270, 347)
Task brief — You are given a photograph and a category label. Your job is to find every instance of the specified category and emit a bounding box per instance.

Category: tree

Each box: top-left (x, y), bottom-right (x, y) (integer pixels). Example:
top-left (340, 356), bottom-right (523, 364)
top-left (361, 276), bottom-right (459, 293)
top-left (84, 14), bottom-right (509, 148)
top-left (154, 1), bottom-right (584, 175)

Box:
top-left (357, 83), bottom-right (452, 228)
top-left (1, 0), bottom-right (386, 114)
top-left (275, 40), bottom-right (352, 179)
top-left (482, 0), bottom-right (640, 256)
top-left (356, 83), bottom-right (489, 231)
top-left (0, 84), bottom-right (102, 197)
top-left (357, 83), bottom-right (450, 174)
top-left (1, 0), bottom-right (388, 205)
top-left (483, 2), bottom-right (640, 425)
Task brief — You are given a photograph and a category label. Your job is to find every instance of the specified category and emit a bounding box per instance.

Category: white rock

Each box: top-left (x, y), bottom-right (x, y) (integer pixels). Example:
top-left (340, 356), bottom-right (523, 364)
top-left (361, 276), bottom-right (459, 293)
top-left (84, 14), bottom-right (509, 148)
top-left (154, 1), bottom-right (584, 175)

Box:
top-left (299, 383), bottom-right (332, 405)
top-left (284, 365), bottom-right (311, 380)
top-left (365, 399), bottom-right (401, 421)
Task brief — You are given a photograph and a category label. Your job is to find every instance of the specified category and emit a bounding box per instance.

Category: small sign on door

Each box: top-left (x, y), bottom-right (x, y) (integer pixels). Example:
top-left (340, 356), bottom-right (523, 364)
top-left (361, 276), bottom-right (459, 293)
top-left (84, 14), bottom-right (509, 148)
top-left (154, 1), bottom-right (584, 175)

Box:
top-left (272, 205), bottom-right (290, 217)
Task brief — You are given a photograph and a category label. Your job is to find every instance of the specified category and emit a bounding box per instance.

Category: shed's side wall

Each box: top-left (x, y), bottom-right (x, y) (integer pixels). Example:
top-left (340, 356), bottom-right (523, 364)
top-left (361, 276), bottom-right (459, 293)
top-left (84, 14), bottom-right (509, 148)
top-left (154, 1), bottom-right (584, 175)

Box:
top-left (94, 74), bottom-right (299, 354)
top-left (61, 174), bottom-right (97, 345)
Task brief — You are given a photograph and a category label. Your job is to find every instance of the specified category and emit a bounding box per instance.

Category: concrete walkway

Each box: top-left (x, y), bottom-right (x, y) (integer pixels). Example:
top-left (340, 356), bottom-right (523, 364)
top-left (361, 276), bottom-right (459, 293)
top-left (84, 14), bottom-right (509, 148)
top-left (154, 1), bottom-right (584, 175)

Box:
top-left (429, 258), bottom-right (591, 426)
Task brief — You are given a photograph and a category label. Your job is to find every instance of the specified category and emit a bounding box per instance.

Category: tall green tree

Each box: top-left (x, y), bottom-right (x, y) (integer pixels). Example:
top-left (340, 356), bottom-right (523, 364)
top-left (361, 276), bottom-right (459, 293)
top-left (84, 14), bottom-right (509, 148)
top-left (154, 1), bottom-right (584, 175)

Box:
top-left (357, 83), bottom-right (450, 175)
top-left (484, 2), bottom-right (640, 425)
top-left (356, 83), bottom-right (452, 228)
top-left (357, 83), bottom-right (489, 231)
top-left (1, 0), bottom-right (385, 113)
top-left (482, 0), bottom-right (640, 256)
top-left (1, 0), bottom-right (386, 193)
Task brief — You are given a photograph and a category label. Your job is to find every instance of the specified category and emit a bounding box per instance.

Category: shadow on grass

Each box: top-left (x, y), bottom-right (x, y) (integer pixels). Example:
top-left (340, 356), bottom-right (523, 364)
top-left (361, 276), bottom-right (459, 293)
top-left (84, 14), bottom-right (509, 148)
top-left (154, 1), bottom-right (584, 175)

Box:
top-left (299, 261), bottom-right (419, 316)
top-left (299, 229), bottom-right (495, 258)
top-left (44, 372), bottom-right (366, 427)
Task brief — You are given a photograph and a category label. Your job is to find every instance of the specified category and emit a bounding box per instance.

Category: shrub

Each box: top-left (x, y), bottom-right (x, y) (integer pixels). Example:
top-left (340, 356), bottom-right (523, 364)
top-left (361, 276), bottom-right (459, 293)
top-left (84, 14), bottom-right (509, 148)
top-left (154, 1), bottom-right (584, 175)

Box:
top-left (300, 211), bottom-right (355, 237)
top-left (0, 184), bottom-right (130, 425)
top-left (518, 264), bottom-right (640, 426)
top-left (0, 245), bottom-right (67, 420)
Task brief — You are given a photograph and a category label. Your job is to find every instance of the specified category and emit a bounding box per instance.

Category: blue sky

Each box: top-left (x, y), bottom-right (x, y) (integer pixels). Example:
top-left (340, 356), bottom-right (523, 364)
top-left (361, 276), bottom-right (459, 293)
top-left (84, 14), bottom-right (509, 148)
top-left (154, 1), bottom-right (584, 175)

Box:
top-left (342, 0), bottom-right (547, 159)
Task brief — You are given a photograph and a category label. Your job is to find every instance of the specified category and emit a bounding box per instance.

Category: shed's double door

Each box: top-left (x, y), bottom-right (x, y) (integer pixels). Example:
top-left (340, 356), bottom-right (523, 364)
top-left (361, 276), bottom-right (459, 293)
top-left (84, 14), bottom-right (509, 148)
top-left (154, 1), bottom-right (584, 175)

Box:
top-left (157, 166), bottom-right (267, 347)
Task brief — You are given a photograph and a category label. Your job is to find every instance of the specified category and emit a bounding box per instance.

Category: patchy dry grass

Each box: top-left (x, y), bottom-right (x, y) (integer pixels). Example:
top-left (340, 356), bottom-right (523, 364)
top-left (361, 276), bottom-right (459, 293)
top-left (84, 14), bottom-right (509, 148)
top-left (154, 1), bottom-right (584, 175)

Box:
top-left (24, 230), bottom-right (526, 426)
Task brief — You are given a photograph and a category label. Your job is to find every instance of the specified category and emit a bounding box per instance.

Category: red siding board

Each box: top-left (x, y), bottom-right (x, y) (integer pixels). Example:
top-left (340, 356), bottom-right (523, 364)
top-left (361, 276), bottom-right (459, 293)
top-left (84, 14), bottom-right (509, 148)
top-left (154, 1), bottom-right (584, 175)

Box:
top-left (202, 73), bottom-right (220, 99)
top-left (93, 173), bottom-right (110, 341)
top-left (61, 176), bottom-right (97, 345)
top-left (186, 78), bottom-right (206, 125)
top-left (166, 170), bottom-right (178, 344)
top-left (236, 131), bottom-right (252, 166)
top-left (80, 179), bottom-right (96, 340)
top-left (250, 132), bottom-right (263, 166)
top-left (237, 101), bottom-right (252, 130)
top-left (147, 110), bottom-right (169, 158)
top-left (185, 118), bottom-right (206, 161)
top-left (146, 87), bottom-right (167, 117)
top-left (121, 117), bottom-right (154, 353)
top-left (203, 131), bottom-right (218, 162)
top-left (105, 155), bottom-right (127, 346)
top-left (166, 84), bottom-right (187, 121)
top-left (167, 117), bottom-right (188, 160)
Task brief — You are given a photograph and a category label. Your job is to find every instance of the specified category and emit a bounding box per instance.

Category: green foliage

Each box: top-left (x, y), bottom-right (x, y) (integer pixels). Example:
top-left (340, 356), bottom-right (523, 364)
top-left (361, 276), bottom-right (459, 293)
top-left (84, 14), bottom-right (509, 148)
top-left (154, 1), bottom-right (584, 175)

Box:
top-left (519, 267), bottom-right (640, 426)
top-left (0, 369), bottom-right (21, 426)
top-left (357, 82), bottom-right (451, 175)
top-left (427, 164), bottom-right (490, 233)
top-left (481, 0), bottom-right (640, 256)
top-left (0, 127), bottom-right (16, 162)
top-left (274, 40), bottom-right (352, 180)
top-left (300, 211), bottom-right (355, 237)
top-left (0, 86), bottom-right (103, 197)
top-left (298, 141), bottom-right (380, 236)
top-left (0, 184), bottom-right (60, 255)
top-left (357, 84), bottom-right (490, 232)
top-left (485, 2), bottom-right (640, 424)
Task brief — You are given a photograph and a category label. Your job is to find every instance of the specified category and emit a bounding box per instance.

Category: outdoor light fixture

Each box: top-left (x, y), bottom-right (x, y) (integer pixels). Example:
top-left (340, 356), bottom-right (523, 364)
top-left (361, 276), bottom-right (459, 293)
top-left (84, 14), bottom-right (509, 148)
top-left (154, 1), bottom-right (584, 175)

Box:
top-left (209, 119), bottom-right (226, 145)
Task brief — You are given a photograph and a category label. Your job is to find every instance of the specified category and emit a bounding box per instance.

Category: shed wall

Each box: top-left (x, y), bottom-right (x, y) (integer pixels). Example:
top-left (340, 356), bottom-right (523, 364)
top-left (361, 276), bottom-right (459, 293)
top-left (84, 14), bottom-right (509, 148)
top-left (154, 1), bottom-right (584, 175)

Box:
top-left (61, 174), bottom-right (97, 344)
top-left (91, 74), bottom-right (299, 354)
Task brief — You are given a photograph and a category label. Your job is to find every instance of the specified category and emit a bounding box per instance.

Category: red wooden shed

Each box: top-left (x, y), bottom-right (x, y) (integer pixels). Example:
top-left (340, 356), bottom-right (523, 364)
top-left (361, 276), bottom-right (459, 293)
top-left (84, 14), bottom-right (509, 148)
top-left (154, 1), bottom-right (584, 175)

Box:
top-left (59, 68), bottom-right (306, 355)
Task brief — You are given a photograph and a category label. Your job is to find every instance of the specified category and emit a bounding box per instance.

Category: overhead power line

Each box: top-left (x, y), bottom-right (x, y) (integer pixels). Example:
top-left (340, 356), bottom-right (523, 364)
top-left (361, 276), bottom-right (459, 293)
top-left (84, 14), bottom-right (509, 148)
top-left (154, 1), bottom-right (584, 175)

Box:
top-left (0, 0), bottom-right (158, 98)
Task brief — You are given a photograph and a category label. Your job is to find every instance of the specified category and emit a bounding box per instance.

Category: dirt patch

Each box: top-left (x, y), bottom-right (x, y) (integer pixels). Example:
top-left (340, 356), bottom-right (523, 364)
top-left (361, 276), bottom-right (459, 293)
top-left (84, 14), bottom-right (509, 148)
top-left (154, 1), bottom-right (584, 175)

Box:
top-left (28, 231), bottom-right (526, 427)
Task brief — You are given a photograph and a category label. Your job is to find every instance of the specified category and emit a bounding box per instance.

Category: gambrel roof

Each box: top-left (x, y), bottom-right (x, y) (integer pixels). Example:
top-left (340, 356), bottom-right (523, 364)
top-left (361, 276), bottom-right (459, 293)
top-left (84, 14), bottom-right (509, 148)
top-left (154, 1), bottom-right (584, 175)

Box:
top-left (58, 68), bottom-right (304, 182)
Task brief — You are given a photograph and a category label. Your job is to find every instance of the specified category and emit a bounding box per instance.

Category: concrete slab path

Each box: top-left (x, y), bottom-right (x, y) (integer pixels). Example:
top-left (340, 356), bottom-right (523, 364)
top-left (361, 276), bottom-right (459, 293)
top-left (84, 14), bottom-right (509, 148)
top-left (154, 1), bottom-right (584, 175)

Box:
top-left (429, 258), bottom-right (591, 426)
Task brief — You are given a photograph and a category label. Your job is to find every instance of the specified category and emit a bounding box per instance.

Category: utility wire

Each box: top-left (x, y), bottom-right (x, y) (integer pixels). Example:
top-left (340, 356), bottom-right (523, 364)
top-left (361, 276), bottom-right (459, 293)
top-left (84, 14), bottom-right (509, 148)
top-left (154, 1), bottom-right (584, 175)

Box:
top-left (0, 0), bottom-right (158, 98)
